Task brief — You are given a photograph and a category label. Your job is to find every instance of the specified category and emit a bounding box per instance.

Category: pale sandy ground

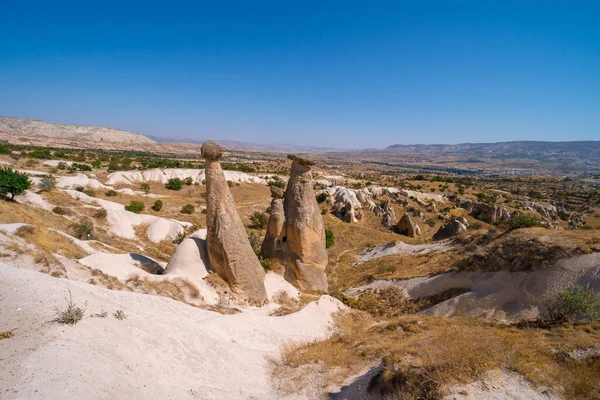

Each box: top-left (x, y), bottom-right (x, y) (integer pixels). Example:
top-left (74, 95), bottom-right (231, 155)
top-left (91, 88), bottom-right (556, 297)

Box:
top-left (0, 263), bottom-right (344, 400)
top-left (355, 241), bottom-right (455, 264)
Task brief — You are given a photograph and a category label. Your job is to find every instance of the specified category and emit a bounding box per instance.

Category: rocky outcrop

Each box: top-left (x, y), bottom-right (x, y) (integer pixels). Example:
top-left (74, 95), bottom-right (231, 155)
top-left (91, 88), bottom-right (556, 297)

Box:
top-left (433, 219), bottom-right (468, 241)
top-left (520, 201), bottom-right (558, 220)
top-left (381, 199), bottom-right (397, 227)
top-left (202, 141), bottom-right (267, 303)
top-left (333, 187), bottom-right (363, 223)
top-left (471, 203), bottom-right (511, 224)
top-left (165, 229), bottom-right (212, 279)
top-left (397, 213), bottom-right (421, 238)
top-left (456, 198), bottom-right (475, 212)
top-left (281, 155), bottom-right (329, 292)
top-left (261, 186), bottom-right (286, 261)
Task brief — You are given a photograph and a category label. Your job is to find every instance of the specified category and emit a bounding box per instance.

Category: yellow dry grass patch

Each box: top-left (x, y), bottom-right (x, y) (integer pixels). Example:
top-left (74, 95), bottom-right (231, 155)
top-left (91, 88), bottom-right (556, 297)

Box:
top-left (276, 312), bottom-right (600, 399)
top-left (0, 200), bottom-right (72, 232)
top-left (15, 225), bottom-right (87, 259)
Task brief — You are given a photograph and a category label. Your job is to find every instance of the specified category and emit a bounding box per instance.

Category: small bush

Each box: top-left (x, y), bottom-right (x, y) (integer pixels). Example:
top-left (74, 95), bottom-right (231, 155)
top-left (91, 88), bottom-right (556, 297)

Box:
top-left (151, 199), bottom-right (163, 212)
top-left (52, 206), bottom-right (67, 215)
top-left (544, 284), bottom-right (600, 322)
top-left (269, 180), bottom-right (285, 189)
top-left (227, 180), bottom-right (234, 188)
top-left (54, 290), bottom-right (86, 325)
top-left (94, 208), bottom-right (108, 219)
top-left (125, 200), bottom-right (145, 214)
top-left (248, 231), bottom-right (262, 255)
top-left (510, 214), bottom-right (541, 230)
top-left (183, 177), bottom-right (193, 186)
top-left (325, 229), bottom-right (334, 248)
top-left (250, 211), bottom-right (269, 230)
top-left (15, 224), bottom-right (35, 237)
top-left (72, 217), bottom-right (94, 239)
top-left (83, 188), bottom-right (96, 197)
top-left (180, 204), bottom-right (195, 214)
top-left (140, 183), bottom-right (150, 193)
top-left (173, 231), bottom-right (187, 244)
top-left (425, 219), bottom-right (437, 227)
top-left (165, 178), bottom-right (183, 191)
top-left (38, 177), bottom-right (55, 193)
top-left (105, 189), bottom-right (118, 197)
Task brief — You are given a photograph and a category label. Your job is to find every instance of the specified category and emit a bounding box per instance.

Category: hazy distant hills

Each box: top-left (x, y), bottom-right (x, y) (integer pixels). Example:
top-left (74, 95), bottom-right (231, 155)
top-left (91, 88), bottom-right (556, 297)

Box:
top-left (0, 117), bottom-right (155, 146)
top-left (385, 141), bottom-right (600, 160)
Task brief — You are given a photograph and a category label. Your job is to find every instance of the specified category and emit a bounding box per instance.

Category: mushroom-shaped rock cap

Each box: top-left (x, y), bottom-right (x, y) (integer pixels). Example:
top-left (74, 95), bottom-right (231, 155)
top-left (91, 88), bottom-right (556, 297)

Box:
top-left (201, 141), bottom-right (223, 161)
top-left (287, 154), bottom-right (315, 167)
top-left (270, 185), bottom-right (285, 198)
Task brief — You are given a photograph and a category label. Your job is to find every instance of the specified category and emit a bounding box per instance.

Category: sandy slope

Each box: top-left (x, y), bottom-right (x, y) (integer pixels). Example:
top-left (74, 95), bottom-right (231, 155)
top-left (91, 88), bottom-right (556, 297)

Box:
top-left (0, 264), bottom-right (344, 400)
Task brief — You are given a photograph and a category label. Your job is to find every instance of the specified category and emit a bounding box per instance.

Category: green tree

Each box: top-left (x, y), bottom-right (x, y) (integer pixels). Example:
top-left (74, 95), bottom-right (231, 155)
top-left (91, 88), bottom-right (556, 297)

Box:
top-left (325, 229), bottom-right (334, 248)
top-left (0, 168), bottom-right (31, 200)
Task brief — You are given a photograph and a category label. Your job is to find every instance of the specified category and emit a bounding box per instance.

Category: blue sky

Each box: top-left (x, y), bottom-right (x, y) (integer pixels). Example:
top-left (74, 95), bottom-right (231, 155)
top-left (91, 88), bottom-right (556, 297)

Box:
top-left (1, 1), bottom-right (598, 148)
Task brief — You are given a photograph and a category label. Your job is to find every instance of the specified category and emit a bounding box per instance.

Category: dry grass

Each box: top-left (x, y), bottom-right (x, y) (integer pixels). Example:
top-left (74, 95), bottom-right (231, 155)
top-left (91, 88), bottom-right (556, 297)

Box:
top-left (15, 225), bottom-right (87, 259)
top-left (275, 312), bottom-right (600, 399)
top-left (0, 330), bottom-right (14, 340)
top-left (0, 200), bottom-right (72, 232)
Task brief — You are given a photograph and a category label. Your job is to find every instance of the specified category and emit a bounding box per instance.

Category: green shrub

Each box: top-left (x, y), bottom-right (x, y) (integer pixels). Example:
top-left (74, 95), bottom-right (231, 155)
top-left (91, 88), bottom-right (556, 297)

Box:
top-left (28, 149), bottom-right (52, 159)
top-left (151, 199), bottom-right (163, 212)
top-left (269, 180), bottom-right (285, 189)
top-left (105, 189), bottom-right (118, 197)
top-left (140, 183), bottom-right (150, 194)
top-left (75, 186), bottom-right (85, 192)
top-left (425, 219), bottom-right (437, 227)
top-left (0, 168), bottom-right (31, 200)
top-left (173, 231), bottom-right (187, 244)
top-left (250, 211), bottom-right (269, 230)
top-left (72, 218), bottom-right (94, 240)
top-left (165, 178), bottom-right (183, 191)
top-left (124, 201), bottom-right (145, 214)
top-left (38, 177), bottom-right (55, 193)
top-left (83, 189), bottom-right (96, 197)
top-left (510, 214), bottom-right (541, 230)
top-left (183, 177), bottom-right (193, 186)
top-left (325, 229), bottom-right (334, 248)
top-left (544, 284), bottom-right (600, 322)
top-left (0, 144), bottom-right (10, 155)
top-left (180, 204), bottom-right (195, 214)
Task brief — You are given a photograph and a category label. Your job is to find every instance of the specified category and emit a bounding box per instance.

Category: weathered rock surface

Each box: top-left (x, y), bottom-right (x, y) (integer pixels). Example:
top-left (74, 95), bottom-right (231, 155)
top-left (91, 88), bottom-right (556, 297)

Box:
top-left (202, 141), bottom-right (267, 302)
top-left (165, 230), bottom-right (212, 279)
top-left (281, 155), bottom-right (329, 292)
top-left (433, 219), bottom-right (468, 241)
top-left (261, 186), bottom-right (286, 262)
top-left (456, 198), bottom-right (475, 212)
top-left (471, 202), bottom-right (511, 224)
top-left (397, 213), bottom-right (422, 237)
top-left (381, 199), bottom-right (397, 227)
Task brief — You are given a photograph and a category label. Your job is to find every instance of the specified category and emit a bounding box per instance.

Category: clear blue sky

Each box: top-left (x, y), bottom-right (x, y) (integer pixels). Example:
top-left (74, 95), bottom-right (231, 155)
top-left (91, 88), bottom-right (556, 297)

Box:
top-left (1, 1), bottom-right (598, 148)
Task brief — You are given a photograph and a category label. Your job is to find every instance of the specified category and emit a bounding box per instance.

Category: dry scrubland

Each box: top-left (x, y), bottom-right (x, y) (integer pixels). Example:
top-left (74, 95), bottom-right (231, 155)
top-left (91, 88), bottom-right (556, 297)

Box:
top-left (0, 144), bottom-right (599, 399)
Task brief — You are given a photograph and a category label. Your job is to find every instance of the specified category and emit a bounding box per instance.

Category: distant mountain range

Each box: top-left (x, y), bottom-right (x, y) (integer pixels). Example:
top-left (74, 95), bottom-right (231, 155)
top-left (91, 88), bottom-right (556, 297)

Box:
top-left (0, 117), bottom-right (598, 165)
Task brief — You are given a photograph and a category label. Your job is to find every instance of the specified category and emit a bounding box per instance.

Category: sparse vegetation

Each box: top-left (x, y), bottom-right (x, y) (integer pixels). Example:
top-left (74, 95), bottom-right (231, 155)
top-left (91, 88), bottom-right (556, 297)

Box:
top-left (113, 309), bottom-right (126, 320)
top-left (510, 214), bottom-right (541, 230)
top-left (124, 200), bottom-right (145, 213)
top-left (54, 290), bottom-right (86, 325)
top-left (325, 229), bottom-right (334, 248)
top-left (72, 217), bottom-right (94, 240)
top-left (105, 189), bottom-right (118, 197)
top-left (180, 204), bottom-right (195, 214)
top-left (151, 199), bottom-right (163, 211)
top-left (94, 208), bottom-right (108, 219)
top-left (544, 284), bottom-right (600, 322)
top-left (250, 211), bottom-right (269, 229)
top-left (165, 178), bottom-right (183, 191)
top-left (38, 177), bottom-right (55, 193)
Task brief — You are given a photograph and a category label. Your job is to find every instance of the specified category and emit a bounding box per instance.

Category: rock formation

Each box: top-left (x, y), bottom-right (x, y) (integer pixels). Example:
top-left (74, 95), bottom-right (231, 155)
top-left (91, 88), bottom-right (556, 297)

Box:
top-left (261, 185), bottom-right (286, 261)
top-left (280, 155), bottom-right (329, 292)
top-left (381, 199), bottom-right (397, 227)
top-left (397, 213), bottom-right (422, 237)
top-left (433, 219), bottom-right (468, 241)
top-left (165, 229), bottom-right (212, 279)
top-left (471, 202), bottom-right (511, 224)
top-left (202, 141), bottom-right (267, 302)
